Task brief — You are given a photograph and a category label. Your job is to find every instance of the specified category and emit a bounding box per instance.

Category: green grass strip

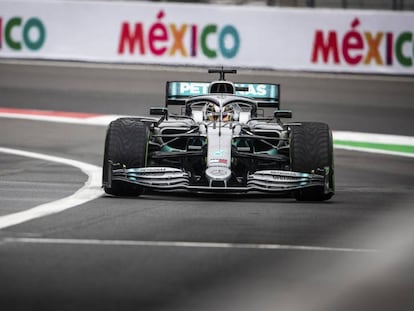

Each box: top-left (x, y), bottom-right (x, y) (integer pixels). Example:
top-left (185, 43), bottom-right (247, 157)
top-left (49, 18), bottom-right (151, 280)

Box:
top-left (334, 140), bottom-right (414, 154)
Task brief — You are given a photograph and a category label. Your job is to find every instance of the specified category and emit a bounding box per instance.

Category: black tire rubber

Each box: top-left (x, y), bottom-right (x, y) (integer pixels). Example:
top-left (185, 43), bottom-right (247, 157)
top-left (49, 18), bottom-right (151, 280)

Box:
top-left (290, 122), bottom-right (334, 201)
top-left (102, 118), bottom-right (148, 196)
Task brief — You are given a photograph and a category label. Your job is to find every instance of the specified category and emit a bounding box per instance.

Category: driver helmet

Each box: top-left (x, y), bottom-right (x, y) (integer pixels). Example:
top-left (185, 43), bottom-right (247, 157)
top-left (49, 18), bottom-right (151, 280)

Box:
top-left (205, 103), bottom-right (220, 121)
top-left (223, 103), bottom-right (240, 122)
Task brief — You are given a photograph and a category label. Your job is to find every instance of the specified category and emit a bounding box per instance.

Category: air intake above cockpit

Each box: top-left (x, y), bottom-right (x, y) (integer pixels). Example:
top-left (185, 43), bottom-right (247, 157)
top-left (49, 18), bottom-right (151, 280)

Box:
top-left (209, 81), bottom-right (235, 94)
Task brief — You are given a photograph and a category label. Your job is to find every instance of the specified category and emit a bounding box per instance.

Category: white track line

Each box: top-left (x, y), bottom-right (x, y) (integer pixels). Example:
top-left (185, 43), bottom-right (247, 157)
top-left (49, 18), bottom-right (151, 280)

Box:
top-left (334, 131), bottom-right (414, 146)
top-left (334, 145), bottom-right (414, 158)
top-left (0, 112), bottom-right (124, 125)
top-left (0, 114), bottom-right (412, 229)
top-left (1, 237), bottom-right (378, 253)
top-left (333, 131), bottom-right (414, 158)
top-left (2, 109), bottom-right (413, 157)
top-left (0, 147), bottom-right (103, 230)
top-left (1, 109), bottom-right (413, 146)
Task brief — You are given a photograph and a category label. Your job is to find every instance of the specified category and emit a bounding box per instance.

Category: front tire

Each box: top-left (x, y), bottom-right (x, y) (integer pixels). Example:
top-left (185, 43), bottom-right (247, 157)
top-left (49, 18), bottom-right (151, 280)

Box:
top-left (102, 118), bottom-right (148, 196)
top-left (290, 122), bottom-right (334, 201)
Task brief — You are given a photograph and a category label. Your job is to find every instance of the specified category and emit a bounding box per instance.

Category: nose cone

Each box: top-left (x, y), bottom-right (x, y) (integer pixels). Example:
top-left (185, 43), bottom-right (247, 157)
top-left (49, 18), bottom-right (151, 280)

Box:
top-left (206, 166), bottom-right (232, 183)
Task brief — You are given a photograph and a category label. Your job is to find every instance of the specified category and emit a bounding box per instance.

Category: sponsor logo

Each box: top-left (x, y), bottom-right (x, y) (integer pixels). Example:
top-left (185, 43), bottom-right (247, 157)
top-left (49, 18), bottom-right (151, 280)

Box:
top-left (171, 82), bottom-right (275, 98)
top-left (118, 10), bottom-right (240, 59)
top-left (210, 159), bottom-right (228, 164)
top-left (236, 83), bottom-right (274, 97)
top-left (311, 18), bottom-right (413, 67)
top-left (0, 17), bottom-right (46, 51)
top-left (179, 82), bottom-right (209, 95)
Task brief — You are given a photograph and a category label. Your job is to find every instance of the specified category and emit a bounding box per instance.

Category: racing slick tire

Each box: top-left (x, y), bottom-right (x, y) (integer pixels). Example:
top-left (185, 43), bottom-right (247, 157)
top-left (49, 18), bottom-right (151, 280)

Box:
top-left (102, 118), bottom-right (148, 196)
top-left (290, 122), bottom-right (334, 201)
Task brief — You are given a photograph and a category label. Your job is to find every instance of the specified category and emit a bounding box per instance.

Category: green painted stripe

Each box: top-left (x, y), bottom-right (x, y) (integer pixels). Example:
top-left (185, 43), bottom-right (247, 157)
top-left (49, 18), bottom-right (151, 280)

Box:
top-left (334, 140), bottom-right (414, 154)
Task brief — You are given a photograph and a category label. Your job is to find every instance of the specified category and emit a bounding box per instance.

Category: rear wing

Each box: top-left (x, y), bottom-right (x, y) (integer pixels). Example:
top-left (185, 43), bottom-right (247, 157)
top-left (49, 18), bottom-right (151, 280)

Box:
top-left (166, 81), bottom-right (280, 108)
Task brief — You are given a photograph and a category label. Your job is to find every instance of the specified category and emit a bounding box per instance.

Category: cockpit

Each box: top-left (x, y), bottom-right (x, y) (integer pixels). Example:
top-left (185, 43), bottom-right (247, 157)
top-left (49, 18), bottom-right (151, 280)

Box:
top-left (185, 96), bottom-right (257, 124)
top-left (203, 102), bottom-right (241, 122)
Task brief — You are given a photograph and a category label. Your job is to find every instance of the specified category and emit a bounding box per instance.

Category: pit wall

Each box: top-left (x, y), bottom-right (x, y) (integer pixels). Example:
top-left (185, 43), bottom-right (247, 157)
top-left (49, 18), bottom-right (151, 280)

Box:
top-left (1, 0), bottom-right (413, 75)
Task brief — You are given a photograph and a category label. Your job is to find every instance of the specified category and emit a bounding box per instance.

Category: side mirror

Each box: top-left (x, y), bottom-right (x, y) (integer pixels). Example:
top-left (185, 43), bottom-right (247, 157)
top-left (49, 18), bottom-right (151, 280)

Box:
top-left (274, 110), bottom-right (292, 119)
top-left (150, 107), bottom-right (168, 116)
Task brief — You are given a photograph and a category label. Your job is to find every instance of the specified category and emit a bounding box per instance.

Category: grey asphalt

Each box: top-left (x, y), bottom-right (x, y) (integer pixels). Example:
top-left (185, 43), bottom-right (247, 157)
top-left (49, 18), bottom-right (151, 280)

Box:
top-left (0, 61), bottom-right (413, 311)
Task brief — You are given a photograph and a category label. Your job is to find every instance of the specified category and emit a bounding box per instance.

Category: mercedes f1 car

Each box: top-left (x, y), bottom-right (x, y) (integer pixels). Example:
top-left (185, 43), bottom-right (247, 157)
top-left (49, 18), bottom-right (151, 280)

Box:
top-left (102, 68), bottom-right (334, 201)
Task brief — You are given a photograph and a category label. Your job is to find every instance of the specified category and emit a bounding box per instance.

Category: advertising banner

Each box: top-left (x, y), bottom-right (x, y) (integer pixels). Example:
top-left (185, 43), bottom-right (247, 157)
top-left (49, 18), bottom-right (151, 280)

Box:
top-left (0, 0), bottom-right (413, 75)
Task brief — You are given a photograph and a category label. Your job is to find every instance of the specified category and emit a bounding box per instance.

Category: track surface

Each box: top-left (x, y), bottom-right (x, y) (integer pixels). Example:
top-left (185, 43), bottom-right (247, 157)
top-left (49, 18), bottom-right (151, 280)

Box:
top-left (0, 61), bottom-right (414, 311)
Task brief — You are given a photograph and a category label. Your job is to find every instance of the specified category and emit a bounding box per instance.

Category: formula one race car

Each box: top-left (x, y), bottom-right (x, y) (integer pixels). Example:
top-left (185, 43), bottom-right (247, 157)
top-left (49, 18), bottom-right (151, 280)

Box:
top-left (102, 68), bottom-right (334, 201)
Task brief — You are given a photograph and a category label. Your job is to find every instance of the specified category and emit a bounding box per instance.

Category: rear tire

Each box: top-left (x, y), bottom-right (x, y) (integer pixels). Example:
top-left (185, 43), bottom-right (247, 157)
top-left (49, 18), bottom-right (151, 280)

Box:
top-left (290, 122), bottom-right (334, 201)
top-left (102, 118), bottom-right (148, 196)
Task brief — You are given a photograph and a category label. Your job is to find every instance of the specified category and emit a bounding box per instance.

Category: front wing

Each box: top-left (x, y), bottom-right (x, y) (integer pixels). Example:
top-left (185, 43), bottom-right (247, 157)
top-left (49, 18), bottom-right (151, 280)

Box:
top-left (106, 164), bottom-right (332, 194)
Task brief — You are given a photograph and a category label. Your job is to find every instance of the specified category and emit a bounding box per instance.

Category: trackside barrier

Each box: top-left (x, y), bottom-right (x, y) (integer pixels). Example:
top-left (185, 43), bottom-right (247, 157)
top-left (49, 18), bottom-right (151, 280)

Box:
top-left (0, 0), bottom-right (413, 75)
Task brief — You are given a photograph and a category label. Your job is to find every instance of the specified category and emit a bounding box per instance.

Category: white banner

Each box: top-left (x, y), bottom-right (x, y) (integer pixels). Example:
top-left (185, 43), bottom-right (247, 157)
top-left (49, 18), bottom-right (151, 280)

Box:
top-left (0, 0), bottom-right (413, 75)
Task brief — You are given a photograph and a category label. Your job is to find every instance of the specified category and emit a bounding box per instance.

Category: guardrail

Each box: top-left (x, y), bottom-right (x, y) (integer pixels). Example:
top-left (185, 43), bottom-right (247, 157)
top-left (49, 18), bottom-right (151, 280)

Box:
top-left (0, 0), bottom-right (413, 75)
top-left (152, 0), bottom-right (414, 10)
top-left (254, 0), bottom-right (413, 10)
